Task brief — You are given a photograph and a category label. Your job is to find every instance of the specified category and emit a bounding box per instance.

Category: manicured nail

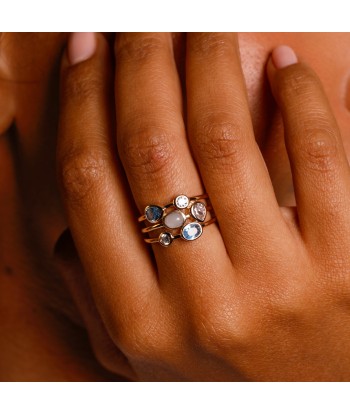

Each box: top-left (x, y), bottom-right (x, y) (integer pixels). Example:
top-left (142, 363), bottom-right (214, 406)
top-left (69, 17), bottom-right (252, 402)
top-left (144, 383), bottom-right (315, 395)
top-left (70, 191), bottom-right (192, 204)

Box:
top-left (68, 32), bottom-right (96, 65)
top-left (271, 45), bottom-right (298, 69)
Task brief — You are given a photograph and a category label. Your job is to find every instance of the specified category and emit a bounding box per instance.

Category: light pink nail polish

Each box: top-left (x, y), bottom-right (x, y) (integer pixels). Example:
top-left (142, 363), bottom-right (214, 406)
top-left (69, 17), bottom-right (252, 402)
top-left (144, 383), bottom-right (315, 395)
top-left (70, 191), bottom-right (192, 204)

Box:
top-left (68, 32), bottom-right (96, 65)
top-left (272, 45), bottom-right (298, 69)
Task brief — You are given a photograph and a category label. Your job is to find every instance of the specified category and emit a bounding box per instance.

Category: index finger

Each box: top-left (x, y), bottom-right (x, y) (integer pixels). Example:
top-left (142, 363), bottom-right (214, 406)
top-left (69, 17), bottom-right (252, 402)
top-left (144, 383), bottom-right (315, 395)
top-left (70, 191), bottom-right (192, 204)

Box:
top-left (57, 33), bottom-right (157, 336)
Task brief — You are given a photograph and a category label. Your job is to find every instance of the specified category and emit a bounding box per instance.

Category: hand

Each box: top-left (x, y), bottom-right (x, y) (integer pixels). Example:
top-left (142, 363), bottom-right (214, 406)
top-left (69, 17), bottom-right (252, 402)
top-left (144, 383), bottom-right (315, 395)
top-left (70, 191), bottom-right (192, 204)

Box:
top-left (57, 33), bottom-right (350, 381)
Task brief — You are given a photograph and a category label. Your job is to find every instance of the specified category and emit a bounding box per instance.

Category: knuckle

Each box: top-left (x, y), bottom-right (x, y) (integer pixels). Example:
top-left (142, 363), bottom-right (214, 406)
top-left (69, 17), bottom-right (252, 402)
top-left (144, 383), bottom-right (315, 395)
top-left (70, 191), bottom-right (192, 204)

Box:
top-left (193, 319), bottom-right (231, 354)
top-left (58, 147), bottom-right (108, 205)
top-left (191, 303), bottom-right (244, 355)
top-left (118, 128), bottom-right (177, 179)
top-left (117, 317), bottom-right (170, 362)
top-left (194, 116), bottom-right (248, 167)
top-left (300, 128), bottom-right (339, 173)
top-left (275, 63), bottom-right (342, 175)
top-left (190, 33), bottom-right (233, 57)
top-left (263, 275), bottom-right (313, 327)
top-left (278, 63), bottom-right (318, 100)
top-left (116, 35), bottom-right (165, 63)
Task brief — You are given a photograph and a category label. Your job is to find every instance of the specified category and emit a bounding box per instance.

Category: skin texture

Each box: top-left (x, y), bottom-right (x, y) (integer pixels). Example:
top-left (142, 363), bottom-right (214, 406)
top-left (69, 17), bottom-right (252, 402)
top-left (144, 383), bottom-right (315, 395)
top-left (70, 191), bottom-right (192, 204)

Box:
top-left (1, 33), bottom-right (350, 381)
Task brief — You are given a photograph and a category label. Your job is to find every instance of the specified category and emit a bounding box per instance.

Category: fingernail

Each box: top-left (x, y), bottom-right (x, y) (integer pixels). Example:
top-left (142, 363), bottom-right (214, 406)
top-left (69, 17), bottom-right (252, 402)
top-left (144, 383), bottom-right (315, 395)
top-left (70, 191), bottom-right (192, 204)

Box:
top-left (271, 45), bottom-right (298, 69)
top-left (68, 32), bottom-right (96, 65)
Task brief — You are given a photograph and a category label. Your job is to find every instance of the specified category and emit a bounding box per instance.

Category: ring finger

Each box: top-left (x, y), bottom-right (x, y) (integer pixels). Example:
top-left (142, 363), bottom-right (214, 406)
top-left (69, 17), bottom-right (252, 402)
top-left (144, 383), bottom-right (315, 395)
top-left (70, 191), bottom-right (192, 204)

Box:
top-left (186, 33), bottom-right (288, 265)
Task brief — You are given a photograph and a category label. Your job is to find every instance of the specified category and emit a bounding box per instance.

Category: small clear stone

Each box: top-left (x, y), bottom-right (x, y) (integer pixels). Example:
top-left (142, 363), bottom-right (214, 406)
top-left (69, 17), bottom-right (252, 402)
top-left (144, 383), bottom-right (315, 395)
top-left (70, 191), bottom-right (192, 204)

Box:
top-left (145, 205), bottom-right (163, 223)
top-left (181, 222), bottom-right (203, 241)
top-left (159, 232), bottom-right (172, 246)
top-left (191, 202), bottom-right (207, 222)
top-left (175, 195), bottom-right (189, 209)
top-left (163, 210), bottom-right (186, 229)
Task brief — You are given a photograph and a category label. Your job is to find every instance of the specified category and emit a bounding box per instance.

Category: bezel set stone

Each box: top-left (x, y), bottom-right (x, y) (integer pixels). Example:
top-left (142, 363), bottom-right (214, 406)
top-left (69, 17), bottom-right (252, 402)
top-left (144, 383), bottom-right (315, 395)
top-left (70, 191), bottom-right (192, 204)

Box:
top-left (190, 202), bottom-right (207, 222)
top-left (145, 205), bottom-right (164, 223)
top-left (174, 194), bottom-right (189, 209)
top-left (181, 222), bottom-right (203, 241)
top-left (158, 232), bottom-right (173, 247)
top-left (142, 194), bottom-right (212, 247)
top-left (163, 210), bottom-right (187, 229)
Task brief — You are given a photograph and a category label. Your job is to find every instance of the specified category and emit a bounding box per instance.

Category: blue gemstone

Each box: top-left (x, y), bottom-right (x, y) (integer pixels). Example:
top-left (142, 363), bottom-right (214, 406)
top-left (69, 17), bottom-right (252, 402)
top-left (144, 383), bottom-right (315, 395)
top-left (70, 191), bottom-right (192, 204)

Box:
top-left (145, 205), bottom-right (163, 223)
top-left (181, 222), bottom-right (203, 241)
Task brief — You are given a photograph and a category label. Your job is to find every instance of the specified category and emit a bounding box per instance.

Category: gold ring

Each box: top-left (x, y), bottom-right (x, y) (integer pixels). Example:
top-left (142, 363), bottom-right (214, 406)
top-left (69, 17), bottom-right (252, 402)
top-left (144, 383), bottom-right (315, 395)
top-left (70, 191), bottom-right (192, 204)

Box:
top-left (139, 193), bottom-right (216, 247)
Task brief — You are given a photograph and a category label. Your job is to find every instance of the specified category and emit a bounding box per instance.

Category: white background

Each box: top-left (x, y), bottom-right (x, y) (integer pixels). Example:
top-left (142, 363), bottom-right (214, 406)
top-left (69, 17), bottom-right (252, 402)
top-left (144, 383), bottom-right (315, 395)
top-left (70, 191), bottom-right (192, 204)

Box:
top-left (1, 1), bottom-right (349, 413)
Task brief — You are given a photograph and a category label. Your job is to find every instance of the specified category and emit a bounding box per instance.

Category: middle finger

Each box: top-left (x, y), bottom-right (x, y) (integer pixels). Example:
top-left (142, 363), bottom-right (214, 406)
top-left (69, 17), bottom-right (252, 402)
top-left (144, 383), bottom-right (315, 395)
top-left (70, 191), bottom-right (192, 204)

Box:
top-left (115, 33), bottom-right (227, 271)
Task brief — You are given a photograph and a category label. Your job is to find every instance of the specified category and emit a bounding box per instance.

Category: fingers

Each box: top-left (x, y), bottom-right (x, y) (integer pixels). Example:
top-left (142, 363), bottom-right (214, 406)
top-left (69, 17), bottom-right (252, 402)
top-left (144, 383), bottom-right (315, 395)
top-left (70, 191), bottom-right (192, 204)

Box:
top-left (54, 230), bottom-right (137, 380)
top-left (115, 33), bottom-right (226, 262)
top-left (115, 33), bottom-right (201, 209)
top-left (267, 46), bottom-right (350, 246)
top-left (186, 33), bottom-right (287, 262)
top-left (57, 33), bottom-right (157, 336)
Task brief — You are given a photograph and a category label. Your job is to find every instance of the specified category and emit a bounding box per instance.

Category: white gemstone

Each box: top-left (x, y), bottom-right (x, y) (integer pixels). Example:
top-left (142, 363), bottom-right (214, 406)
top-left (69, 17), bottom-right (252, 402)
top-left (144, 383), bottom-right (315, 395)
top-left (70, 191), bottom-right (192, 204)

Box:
top-left (163, 210), bottom-right (186, 229)
top-left (191, 202), bottom-right (207, 222)
top-left (181, 222), bottom-right (203, 241)
top-left (175, 195), bottom-right (189, 209)
top-left (159, 232), bottom-right (172, 246)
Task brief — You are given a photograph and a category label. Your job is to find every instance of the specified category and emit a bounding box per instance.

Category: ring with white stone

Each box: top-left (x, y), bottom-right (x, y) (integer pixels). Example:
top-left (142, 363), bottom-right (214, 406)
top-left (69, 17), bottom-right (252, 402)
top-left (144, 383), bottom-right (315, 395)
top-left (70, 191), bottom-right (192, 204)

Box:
top-left (138, 194), bottom-right (216, 247)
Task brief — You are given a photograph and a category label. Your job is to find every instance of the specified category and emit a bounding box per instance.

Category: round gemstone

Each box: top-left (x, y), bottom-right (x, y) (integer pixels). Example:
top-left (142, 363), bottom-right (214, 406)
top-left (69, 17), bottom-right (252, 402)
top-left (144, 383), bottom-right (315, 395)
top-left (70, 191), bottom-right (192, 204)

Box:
top-left (181, 222), bottom-right (203, 241)
top-left (145, 205), bottom-right (163, 223)
top-left (175, 195), bottom-right (189, 209)
top-left (159, 232), bottom-right (172, 247)
top-left (191, 202), bottom-right (207, 222)
top-left (163, 210), bottom-right (186, 229)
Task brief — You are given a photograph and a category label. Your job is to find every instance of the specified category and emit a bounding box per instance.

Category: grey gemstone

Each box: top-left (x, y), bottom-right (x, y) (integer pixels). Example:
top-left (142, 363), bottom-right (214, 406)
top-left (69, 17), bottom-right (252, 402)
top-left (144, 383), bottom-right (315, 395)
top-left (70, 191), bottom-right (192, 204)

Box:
top-left (181, 222), bottom-right (203, 241)
top-left (145, 205), bottom-right (163, 223)
top-left (159, 232), bottom-right (172, 247)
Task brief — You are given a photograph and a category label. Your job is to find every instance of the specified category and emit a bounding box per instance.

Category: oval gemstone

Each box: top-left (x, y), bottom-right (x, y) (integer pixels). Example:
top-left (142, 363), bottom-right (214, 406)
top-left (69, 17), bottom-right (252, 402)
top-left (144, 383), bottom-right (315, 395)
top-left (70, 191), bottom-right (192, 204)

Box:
top-left (159, 232), bottom-right (173, 247)
top-left (191, 202), bottom-right (207, 222)
top-left (181, 222), bottom-right (203, 241)
top-left (175, 194), bottom-right (189, 209)
top-left (163, 210), bottom-right (186, 229)
top-left (145, 205), bottom-right (163, 223)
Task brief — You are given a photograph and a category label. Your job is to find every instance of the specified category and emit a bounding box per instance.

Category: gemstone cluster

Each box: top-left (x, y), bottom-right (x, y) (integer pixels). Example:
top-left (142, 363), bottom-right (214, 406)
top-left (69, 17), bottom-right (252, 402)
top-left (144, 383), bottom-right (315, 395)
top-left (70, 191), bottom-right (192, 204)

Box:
top-left (143, 194), bottom-right (209, 246)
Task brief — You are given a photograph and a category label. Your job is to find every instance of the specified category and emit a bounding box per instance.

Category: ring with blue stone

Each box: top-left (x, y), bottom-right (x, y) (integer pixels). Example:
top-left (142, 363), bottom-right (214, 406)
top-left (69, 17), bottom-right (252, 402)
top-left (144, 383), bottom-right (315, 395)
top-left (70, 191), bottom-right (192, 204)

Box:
top-left (144, 217), bottom-right (217, 247)
top-left (138, 193), bottom-right (216, 247)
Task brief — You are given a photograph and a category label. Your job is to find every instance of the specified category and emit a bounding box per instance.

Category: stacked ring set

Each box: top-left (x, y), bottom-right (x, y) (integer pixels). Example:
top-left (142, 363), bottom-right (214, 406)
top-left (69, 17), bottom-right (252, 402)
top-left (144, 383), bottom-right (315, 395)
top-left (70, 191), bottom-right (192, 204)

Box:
top-left (138, 194), bottom-right (217, 247)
